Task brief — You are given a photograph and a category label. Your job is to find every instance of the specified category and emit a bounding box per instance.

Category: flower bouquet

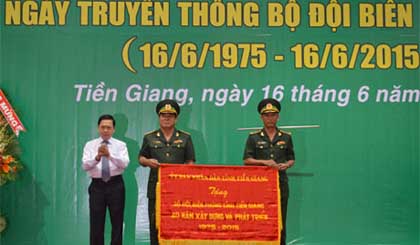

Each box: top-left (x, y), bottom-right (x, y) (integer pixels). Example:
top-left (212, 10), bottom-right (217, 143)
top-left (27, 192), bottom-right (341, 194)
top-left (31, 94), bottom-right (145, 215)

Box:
top-left (0, 115), bottom-right (23, 186)
top-left (0, 213), bottom-right (6, 233)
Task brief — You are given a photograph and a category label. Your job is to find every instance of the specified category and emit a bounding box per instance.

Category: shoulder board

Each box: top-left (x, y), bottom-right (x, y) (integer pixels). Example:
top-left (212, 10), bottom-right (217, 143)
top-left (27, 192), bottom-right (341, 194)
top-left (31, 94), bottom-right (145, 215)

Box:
top-left (144, 129), bottom-right (158, 136)
top-left (280, 130), bottom-right (292, 135)
top-left (178, 130), bottom-right (191, 135)
top-left (249, 130), bottom-right (262, 135)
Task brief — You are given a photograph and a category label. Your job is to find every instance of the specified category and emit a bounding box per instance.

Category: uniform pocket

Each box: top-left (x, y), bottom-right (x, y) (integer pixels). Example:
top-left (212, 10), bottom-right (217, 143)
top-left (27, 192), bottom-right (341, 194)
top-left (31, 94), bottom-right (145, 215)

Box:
top-left (150, 141), bottom-right (164, 149)
top-left (255, 143), bottom-right (270, 159)
top-left (171, 142), bottom-right (186, 149)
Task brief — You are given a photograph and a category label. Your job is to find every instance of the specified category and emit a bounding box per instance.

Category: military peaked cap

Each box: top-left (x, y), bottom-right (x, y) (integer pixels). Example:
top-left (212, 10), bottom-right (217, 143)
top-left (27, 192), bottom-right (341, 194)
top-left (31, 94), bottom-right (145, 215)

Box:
top-left (257, 98), bottom-right (281, 114)
top-left (156, 99), bottom-right (180, 115)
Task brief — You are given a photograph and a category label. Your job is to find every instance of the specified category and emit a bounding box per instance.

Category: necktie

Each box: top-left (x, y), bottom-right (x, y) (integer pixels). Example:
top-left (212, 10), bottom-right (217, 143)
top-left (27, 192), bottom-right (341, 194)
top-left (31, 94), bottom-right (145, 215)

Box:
top-left (101, 140), bottom-right (110, 182)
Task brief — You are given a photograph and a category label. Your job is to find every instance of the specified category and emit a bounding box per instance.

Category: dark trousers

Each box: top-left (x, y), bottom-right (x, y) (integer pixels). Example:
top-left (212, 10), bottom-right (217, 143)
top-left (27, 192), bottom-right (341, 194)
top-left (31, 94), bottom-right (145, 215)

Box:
top-left (280, 181), bottom-right (289, 245)
top-left (89, 175), bottom-right (125, 245)
top-left (148, 198), bottom-right (159, 245)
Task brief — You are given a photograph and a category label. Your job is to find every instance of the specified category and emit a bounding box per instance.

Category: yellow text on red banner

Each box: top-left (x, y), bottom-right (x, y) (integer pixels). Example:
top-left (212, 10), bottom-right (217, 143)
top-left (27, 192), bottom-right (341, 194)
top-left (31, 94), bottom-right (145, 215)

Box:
top-left (157, 164), bottom-right (281, 245)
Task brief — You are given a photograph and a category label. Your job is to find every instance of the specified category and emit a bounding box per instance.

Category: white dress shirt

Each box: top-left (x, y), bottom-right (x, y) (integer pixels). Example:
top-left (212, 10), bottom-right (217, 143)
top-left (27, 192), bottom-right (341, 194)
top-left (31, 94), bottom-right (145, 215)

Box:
top-left (82, 137), bottom-right (129, 178)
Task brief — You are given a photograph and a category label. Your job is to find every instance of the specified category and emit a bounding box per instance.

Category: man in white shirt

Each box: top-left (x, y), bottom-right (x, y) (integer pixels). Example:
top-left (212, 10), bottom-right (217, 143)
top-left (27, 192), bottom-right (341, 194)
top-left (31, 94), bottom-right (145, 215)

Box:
top-left (82, 114), bottom-right (129, 245)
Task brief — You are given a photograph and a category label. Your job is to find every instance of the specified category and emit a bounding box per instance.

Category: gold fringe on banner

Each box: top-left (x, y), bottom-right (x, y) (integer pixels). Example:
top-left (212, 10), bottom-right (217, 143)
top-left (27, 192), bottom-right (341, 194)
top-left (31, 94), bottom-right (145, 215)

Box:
top-left (156, 177), bottom-right (161, 232)
top-left (159, 240), bottom-right (280, 245)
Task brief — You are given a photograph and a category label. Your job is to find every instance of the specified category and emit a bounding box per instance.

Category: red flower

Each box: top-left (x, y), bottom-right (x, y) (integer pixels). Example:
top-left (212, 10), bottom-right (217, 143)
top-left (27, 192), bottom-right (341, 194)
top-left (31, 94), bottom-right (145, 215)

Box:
top-left (0, 155), bottom-right (14, 173)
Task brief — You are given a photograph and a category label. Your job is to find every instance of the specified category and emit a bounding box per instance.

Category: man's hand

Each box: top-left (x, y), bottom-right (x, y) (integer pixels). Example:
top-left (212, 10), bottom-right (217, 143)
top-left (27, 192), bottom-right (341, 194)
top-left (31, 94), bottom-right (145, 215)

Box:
top-left (278, 163), bottom-right (289, 171)
top-left (96, 145), bottom-right (110, 161)
top-left (147, 159), bottom-right (160, 168)
top-left (278, 161), bottom-right (293, 171)
top-left (263, 160), bottom-right (280, 169)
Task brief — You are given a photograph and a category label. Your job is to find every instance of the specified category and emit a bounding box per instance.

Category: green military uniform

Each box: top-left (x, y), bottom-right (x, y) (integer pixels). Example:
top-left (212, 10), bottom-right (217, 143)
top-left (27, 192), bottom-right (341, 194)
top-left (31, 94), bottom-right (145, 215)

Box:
top-left (243, 128), bottom-right (295, 182)
top-left (139, 128), bottom-right (195, 198)
top-left (243, 97), bottom-right (295, 245)
top-left (243, 128), bottom-right (294, 245)
top-left (139, 128), bottom-right (195, 245)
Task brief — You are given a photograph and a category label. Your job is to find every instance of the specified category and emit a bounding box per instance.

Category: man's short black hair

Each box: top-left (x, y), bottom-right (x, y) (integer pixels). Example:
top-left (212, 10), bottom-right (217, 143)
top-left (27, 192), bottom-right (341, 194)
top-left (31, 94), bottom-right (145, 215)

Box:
top-left (98, 114), bottom-right (115, 127)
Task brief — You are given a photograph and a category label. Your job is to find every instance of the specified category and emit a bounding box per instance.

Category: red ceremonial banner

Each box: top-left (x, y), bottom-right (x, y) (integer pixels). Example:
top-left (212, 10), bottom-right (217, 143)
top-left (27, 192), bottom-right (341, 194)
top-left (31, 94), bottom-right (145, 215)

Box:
top-left (157, 164), bottom-right (281, 245)
top-left (0, 90), bottom-right (25, 136)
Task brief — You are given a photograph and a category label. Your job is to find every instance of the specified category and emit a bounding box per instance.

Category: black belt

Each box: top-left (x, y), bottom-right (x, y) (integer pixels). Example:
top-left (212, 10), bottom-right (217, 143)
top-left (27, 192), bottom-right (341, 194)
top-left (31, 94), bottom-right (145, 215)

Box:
top-left (92, 175), bottom-right (123, 183)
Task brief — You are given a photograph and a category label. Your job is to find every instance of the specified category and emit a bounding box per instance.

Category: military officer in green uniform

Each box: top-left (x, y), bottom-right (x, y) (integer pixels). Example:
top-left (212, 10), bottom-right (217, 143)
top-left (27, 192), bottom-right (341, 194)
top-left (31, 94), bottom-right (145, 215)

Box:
top-left (243, 98), bottom-right (295, 245)
top-left (138, 99), bottom-right (195, 245)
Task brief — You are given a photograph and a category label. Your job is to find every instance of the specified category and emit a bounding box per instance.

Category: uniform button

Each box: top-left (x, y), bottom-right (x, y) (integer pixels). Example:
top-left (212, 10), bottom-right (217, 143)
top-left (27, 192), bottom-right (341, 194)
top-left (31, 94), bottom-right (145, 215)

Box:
top-left (270, 154), bottom-right (274, 158)
top-left (166, 143), bottom-right (170, 147)
top-left (166, 153), bottom-right (170, 157)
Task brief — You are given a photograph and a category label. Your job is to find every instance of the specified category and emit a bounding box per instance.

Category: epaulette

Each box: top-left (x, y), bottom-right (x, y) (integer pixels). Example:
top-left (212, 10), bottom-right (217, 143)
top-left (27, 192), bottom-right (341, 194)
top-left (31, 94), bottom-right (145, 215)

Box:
top-left (144, 129), bottom-right (158, 135)
top-left (178, 129), bottom-right (191, 135)
top-left (280, 129), bottom-right (292, 135)
top-left (249, 129), bottom-right (262, 135)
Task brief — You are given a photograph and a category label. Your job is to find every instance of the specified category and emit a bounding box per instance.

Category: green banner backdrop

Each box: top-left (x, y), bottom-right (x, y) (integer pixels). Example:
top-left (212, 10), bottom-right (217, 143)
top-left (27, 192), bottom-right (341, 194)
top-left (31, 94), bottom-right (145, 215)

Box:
top-left (1, 0), bottom-right (418, 244)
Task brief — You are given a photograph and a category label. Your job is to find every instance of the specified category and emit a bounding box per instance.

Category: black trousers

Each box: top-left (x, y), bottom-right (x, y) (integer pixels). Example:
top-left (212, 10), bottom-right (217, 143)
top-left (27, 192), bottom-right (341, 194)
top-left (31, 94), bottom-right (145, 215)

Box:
top-left (89, 175), bottom-right (125, 245)
top-left (148, 198), bottom-right (159, 245)
top-left (280, 181), bottom-right (289, 245)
